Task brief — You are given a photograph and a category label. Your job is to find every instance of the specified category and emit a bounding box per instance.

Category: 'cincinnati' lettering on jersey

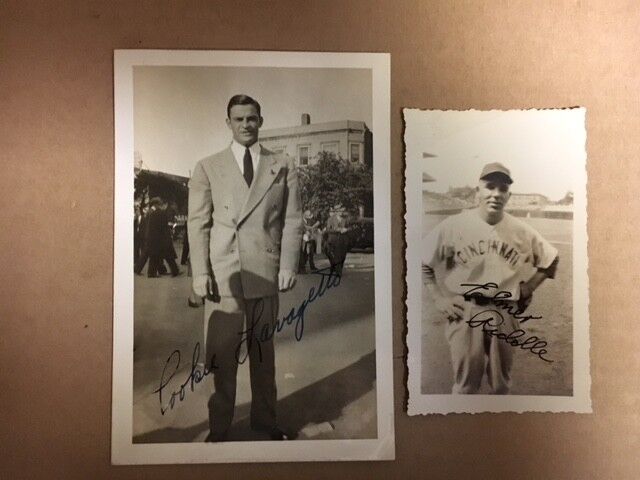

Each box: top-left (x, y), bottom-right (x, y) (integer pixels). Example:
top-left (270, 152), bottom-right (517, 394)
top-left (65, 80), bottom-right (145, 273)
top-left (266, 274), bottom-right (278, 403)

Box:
top-left (439, 238), bottom-right (522, 269)
top-left (422, 210), bottom-right (559, 297)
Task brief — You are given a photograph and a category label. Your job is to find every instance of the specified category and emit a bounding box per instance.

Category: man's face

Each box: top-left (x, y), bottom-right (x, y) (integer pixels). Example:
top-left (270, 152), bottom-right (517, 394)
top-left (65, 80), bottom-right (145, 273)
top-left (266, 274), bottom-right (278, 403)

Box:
top-left (226, 104), bottom-right (263, 147)
top-left (477, 176), bottom-right (511, 214)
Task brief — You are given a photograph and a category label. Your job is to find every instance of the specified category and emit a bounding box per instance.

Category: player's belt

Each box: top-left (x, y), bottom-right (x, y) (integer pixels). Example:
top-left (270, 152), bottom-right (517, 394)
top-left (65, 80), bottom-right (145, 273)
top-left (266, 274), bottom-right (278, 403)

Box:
top-left (464, 295), bottom-right (492, 306)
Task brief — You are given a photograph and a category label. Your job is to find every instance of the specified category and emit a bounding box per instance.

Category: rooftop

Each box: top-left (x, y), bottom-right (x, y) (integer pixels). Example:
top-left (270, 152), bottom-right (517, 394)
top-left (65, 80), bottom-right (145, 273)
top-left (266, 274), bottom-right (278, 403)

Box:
top-left (260, 119), bottom-right (368, 140)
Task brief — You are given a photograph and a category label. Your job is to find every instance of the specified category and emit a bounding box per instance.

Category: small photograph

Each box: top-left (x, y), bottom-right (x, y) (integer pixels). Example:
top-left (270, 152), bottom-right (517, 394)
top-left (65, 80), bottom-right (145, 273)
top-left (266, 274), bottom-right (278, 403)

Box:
top-left (112, 50), bottom-right (393, 464)
top-left (404, 108), bottom-right (590, 414)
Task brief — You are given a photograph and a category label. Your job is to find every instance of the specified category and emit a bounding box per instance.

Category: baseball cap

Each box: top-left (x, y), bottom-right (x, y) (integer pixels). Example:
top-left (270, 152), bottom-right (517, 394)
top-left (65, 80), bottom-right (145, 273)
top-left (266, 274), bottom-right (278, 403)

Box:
top-left (479, 162), bottom-right (513, 184)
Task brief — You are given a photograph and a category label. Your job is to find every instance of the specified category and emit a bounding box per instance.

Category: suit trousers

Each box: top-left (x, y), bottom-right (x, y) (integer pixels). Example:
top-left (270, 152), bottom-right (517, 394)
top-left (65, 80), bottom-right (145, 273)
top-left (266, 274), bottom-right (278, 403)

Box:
top-left (324, 232), bottom-right (349, 275)
top-left (148, 255), bottom-right (178, 277)
top-left (204, 295), bottom-right (279, 437)
top-left (445, 300), bottom-right (519, 394)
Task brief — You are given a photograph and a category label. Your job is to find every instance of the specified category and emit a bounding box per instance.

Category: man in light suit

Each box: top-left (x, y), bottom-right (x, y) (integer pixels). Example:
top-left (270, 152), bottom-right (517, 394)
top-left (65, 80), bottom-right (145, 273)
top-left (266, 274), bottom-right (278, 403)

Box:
top-left (188, 94), bottom-right (303, 442)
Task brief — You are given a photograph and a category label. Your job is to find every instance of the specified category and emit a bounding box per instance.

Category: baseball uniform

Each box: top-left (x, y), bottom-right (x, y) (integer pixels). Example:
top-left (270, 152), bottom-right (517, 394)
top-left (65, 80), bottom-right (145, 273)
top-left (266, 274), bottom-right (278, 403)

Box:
top-left (423, 209), bottom-right (559, 393)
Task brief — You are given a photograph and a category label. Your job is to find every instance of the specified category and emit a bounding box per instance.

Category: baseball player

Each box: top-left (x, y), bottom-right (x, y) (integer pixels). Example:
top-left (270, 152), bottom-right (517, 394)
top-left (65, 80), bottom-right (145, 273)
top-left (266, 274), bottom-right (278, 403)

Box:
top-left (422, 162), bottom-right (559, 394)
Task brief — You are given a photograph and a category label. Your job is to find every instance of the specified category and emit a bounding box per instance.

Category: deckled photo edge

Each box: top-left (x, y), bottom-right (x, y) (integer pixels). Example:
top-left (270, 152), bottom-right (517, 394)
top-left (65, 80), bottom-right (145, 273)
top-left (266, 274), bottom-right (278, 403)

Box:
top-left (404, 108), bottom-right (591, 415)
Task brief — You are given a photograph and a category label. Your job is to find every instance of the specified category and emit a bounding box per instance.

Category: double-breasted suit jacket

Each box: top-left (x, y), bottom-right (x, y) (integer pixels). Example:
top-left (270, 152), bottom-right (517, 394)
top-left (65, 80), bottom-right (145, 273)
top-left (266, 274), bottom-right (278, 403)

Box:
top-left (188, 145), bottom-right (303, 299)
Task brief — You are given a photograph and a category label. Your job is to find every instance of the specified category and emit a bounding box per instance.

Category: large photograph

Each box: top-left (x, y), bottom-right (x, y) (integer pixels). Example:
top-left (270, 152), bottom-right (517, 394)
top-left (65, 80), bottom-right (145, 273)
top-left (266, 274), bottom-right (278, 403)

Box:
top-left (113, 50), bottom-right (392, 463)
top-left (405, 109), bottom-right (590, 414)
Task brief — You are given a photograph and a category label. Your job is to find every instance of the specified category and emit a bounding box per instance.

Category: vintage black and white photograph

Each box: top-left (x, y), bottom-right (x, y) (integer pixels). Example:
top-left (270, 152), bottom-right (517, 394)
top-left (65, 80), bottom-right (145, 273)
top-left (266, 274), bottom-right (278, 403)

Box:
top-left (404, 108), bottom-right (590, 414)
top-left (112, 50), bottom-right (392, 463)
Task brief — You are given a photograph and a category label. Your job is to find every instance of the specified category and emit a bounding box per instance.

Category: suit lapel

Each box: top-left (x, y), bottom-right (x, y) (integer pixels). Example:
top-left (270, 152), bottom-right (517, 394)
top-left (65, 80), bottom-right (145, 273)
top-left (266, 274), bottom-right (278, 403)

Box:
top-left (239, 147), bottom-right (280, 224)
top-left (215, 147), bottom-right (248, 218)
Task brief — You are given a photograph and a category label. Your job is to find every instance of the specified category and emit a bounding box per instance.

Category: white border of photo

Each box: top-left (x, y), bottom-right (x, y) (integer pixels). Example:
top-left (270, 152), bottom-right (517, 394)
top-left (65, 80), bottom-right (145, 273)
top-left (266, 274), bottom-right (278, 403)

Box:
top-left (404, 108), bottom-right (591, 415)
top-left (112, 50), bottom-right (393, 464)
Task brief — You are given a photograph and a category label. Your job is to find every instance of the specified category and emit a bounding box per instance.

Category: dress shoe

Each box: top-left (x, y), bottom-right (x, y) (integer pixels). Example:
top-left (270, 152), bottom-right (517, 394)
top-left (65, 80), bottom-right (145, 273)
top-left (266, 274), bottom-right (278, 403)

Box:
top-left (252, 425), bottom-right (296, 441)
top-left (188, 297), bottom-right (204, 308)
top-left (268, 427), bottom-right (296, 441)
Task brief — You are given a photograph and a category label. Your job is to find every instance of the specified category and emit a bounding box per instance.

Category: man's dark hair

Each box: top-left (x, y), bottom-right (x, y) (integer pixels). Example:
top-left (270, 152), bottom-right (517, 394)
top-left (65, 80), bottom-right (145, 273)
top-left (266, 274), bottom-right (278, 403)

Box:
top-left (227, 94), bottom-right (261, 118)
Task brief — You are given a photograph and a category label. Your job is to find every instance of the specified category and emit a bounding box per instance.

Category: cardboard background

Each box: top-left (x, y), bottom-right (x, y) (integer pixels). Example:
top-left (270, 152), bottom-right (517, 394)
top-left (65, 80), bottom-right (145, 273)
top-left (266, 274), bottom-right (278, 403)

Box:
top-left (1, 1), bottom-right (638, 478)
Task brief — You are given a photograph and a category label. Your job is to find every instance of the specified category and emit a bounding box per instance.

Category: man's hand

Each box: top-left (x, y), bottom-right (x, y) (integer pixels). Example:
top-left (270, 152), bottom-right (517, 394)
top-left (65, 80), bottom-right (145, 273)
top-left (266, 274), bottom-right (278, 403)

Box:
top-left (433, 292), bottom-right (466, 322)
top-left (278, 269), bottom-right (296, 292)
top-left (193, 274), bottom-right (218, 301)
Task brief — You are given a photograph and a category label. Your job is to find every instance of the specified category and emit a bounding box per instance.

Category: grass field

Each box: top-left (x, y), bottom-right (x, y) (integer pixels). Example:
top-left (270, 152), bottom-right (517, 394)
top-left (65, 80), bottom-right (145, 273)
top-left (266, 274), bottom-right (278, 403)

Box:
top-left (421, 213), bottom-right (573, 395)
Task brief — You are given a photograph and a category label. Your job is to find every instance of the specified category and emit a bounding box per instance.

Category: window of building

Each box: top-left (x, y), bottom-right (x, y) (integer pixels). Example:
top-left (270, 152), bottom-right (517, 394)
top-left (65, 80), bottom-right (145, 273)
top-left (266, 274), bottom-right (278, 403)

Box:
top-left (350, 142), bottom-right (361, 162)
top-left (321, 142), bottom-right (339, 155)
top-left (298, 145), bottom-right (310, 166)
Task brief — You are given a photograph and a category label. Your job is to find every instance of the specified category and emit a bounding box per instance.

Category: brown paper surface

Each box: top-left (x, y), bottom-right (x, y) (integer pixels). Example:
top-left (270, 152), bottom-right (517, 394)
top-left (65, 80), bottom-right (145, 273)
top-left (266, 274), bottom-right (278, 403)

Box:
top-left (1, 1), bottom-right (639, 478)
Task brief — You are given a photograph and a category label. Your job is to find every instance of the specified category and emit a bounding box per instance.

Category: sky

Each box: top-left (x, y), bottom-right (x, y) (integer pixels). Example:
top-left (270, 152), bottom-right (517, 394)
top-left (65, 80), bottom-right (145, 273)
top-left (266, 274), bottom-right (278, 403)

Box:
top-left (410, 109), bottom-right (586, 201)
top-left (133, 66), bottom-right (372, 177)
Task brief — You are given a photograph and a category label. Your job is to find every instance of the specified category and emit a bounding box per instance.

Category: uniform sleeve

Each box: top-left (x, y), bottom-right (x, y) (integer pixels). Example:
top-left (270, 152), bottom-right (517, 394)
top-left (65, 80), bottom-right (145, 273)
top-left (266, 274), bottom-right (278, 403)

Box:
top-left (530, 228), bottom-right (559, 275)
top-left (422, 219), bottom-right (447, 269)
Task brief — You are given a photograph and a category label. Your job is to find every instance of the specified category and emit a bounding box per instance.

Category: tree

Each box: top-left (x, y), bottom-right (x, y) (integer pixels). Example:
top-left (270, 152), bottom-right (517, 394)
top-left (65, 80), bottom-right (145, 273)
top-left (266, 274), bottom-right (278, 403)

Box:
top-left (298, 151), bottom-right (373, 225)
top-left (557, 191), bottom-right (574, 205)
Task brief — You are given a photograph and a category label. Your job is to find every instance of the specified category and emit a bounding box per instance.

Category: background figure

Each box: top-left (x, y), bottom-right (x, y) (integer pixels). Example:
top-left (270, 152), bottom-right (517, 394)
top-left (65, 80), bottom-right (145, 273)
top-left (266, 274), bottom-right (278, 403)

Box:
top-left (134, 205), bottom-right (150, 274)
top-left (299, 210), bottom-right (320, 273)
top-left (323, 204), bottom-right (351, 276)
top-left (134, 205), bottom-right (143, 264)
top-left (146, 197), bottom-right (180, 278)
top-left (180, 226), bottom-right (190, 266)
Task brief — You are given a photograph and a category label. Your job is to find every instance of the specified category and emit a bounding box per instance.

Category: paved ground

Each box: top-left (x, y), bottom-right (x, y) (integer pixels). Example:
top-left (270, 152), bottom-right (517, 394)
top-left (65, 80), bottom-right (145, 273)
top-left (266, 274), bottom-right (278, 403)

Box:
top-left (132, 250), bottom-right (377, 443)
top-left (421, 215), bottom-right (574, 395)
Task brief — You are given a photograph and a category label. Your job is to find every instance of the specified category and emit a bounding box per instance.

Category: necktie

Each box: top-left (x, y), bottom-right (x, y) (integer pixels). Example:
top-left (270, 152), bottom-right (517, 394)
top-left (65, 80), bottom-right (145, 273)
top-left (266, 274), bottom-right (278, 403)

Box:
top-left (243, 147), bottom-right (254, 186)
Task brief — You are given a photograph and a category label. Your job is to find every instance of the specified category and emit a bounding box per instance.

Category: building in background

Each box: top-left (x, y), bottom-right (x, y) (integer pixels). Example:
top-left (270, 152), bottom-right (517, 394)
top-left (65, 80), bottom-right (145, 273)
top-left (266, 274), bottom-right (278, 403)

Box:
top-left (133, 114), bottom-right (376, 239)
top-left (134, 168), bottom-right (189, 213)
top-left (134, 168), bottom-right (189, 236)
top-left (508, 193), bottom-right (550, 209)
top-left (259, 113), bottom-right (373, 168)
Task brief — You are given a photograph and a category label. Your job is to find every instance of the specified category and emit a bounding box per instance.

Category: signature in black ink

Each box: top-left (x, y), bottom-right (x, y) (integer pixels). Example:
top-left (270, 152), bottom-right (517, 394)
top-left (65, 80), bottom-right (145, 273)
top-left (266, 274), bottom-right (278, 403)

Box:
top-left (461, 282), bottom-right (542, 323)
top-left (466, 310), bottom-right (553, 362)
top-left (235, 265), bottom-right (342, 364)
top-left (153, 342), bottom-right (218, 415)
top-left (460, 282), bottom-right (552, 362)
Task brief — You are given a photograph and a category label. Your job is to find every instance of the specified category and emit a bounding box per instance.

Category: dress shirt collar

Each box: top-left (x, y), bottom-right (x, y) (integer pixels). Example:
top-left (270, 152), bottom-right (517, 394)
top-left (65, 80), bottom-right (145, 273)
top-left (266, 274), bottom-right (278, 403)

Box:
top-left (230, 140), bottom-right (261, 175)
